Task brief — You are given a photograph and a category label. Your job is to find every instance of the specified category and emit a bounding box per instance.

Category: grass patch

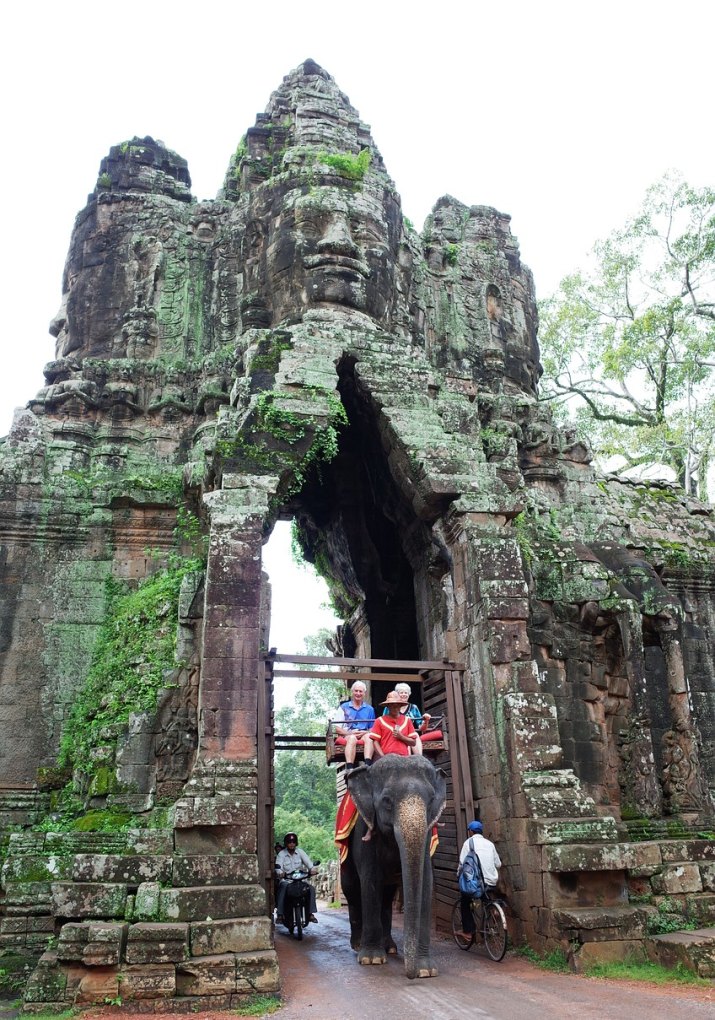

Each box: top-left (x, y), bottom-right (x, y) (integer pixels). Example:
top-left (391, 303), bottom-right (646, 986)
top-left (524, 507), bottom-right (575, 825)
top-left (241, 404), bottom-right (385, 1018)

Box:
top-left (584, 958), bottom-right (710, 986)
top-left (516, 944), bottom-right (570, 972)
top-left (232, 994), bottom-right (282, 1016)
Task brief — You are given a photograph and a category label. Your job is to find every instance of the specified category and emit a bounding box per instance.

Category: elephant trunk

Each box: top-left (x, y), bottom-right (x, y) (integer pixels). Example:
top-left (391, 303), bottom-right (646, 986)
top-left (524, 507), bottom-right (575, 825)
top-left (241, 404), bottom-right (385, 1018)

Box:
top-left (395, 794), bottom-right (429, 977)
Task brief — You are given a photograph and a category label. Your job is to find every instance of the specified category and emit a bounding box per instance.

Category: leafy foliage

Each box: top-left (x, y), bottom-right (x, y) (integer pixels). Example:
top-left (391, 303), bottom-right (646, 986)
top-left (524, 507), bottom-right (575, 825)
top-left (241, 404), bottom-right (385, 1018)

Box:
top-left (645, 897), bottom-right (698, 935)
top-left (316, 148), bottom-right (371, 181)
top-left (539, 172), bottom-right (715, 496)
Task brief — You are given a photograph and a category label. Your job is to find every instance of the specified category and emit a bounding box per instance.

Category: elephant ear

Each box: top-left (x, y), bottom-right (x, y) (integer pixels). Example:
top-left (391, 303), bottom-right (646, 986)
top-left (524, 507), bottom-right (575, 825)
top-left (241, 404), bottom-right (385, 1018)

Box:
top-left (427, 767), bottom-right (447, 829)
top-left (346, 765), bottom-right (376, 829)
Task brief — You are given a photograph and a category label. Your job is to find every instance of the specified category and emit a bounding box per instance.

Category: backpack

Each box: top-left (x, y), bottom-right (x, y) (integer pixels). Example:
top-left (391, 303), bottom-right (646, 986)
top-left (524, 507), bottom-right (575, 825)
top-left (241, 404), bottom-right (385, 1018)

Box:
top-left (458, 836), bottom-right (485, 897)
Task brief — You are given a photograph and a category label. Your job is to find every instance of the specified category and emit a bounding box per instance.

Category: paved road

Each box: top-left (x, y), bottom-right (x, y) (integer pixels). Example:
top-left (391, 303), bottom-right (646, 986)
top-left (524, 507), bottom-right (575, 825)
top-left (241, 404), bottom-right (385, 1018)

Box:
top-left (274, 906), bottom-right (714, 1020)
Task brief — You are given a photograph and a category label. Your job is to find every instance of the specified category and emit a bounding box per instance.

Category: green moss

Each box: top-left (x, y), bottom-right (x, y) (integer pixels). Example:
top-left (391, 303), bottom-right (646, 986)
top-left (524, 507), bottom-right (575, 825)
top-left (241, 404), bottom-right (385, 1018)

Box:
top-left (58, 565), bottom-right (188, 776)
top-left (71, 809), bottom-right (133, 832)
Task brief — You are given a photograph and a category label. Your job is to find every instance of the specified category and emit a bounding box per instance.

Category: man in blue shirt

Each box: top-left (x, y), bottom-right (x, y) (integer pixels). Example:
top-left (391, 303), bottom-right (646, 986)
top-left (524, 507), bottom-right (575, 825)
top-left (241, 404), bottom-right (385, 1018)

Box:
top-left (332, 681), bottom-right (375, 769)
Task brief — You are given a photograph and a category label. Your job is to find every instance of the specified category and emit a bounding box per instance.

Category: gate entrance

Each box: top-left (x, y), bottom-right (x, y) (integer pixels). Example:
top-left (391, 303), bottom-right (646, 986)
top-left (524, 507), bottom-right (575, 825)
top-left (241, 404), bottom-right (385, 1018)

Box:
top-left (260, 651), bottom-right (472, 929)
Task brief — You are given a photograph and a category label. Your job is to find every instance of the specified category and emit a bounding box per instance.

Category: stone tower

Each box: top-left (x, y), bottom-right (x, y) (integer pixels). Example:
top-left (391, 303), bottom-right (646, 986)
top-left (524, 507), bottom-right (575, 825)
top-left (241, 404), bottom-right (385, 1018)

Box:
top-left (1, 61), bottom-right (715, 1000)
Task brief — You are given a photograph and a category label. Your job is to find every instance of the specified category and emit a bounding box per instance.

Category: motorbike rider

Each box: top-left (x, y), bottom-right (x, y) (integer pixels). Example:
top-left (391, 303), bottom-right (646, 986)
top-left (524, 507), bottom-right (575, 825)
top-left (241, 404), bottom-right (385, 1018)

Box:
top-left (274, 832), bottom-right (319, 925)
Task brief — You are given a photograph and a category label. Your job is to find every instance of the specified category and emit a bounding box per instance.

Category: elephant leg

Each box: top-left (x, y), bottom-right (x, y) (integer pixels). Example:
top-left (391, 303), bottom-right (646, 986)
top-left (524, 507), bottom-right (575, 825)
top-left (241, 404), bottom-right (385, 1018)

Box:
top-left (340, 863), bottom-right (362, 951)
top-left (382, 883), bottom-right (397, 954)
top-left (357, 846), bottom-right (387, 965)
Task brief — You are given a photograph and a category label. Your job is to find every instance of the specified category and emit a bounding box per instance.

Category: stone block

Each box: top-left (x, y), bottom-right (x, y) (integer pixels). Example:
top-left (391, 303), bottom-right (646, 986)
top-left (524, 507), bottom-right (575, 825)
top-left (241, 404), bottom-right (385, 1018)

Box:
top-left (545, 843), bottom-right (624, 872)
top-left (552, 905), bottom-right (648, 941)
top-left (621, 842), bottom-right (662, 873)
top-left (2, 854), bottom-right (73, 884)
top-left (176, 954), bottom-right (236, 995)
top-left (190, 917), bottom-right (273, 956)
top-left (159, 884), bottom-right (266, 921)
top-left (72, 854), bottom-right (172, 885)
top-left (685, 893), bottom-right (715, 925)
top-left (700, 863), bottom-right (715, 893)
top-left (571, 939), bottom-right (647, 972)
top-left (488, 620), bottom-right (530, 663)
top-left (172, 854), bottom-right (259, 887)
top-left (125, 922), bottom-right (189, 964)
top-left (58, 922), bottom-right (127, 966)
top-left (660, 839), bottom-right (715, 863)
top-left (482, 596), bottom-right (529, 620)
top-left (0, 917), bottom-right (29, 934)
top-left (174, 826), bottom-right (256, 855)
top-left (653, 864), bottom-right (702, 895)
top-left (75, 966), bottom-right (121, 1004)
top-left (118, 963), bottom-right (176, 1000)
top-left (530, 816), bottom-right (619, 845)
top-left (647, 929), bottom-right (715, 978)
top-left (4, 881), bottom-right (52, 914)
top-left (23, 952), bottom-right (68, 1002)
top-left (234, 949), bottom-right (280, 993)
top-left (51, 882), bottom-right (127, 919)
top-left (171, 797), bottom-right (256, 828)
top-left (134, 882), bottom-right (161, 920)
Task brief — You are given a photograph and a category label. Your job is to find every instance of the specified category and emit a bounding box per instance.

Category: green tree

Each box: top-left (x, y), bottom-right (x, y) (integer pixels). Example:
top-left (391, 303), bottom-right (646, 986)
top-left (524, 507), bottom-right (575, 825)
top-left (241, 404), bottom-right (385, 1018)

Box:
top-left (539, 173), bottom-right (715, 497)
top-left (273, 629), bottom-right (344, 860)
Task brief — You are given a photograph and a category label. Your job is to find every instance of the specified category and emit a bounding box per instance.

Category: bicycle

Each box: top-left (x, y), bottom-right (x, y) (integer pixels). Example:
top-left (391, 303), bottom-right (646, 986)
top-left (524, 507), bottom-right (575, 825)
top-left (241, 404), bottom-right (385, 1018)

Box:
top-left (451, 890), bottom-right (508, 961)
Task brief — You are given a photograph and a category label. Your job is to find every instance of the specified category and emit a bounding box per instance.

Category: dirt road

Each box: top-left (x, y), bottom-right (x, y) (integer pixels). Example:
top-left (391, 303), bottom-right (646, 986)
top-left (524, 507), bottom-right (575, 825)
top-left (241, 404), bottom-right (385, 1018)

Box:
top-left (273, 906), bottom-right (714, 1020)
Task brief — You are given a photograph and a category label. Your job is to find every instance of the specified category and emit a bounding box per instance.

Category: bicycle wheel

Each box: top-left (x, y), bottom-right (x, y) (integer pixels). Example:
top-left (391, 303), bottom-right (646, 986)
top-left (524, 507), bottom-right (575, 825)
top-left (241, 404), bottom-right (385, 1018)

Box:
top-left (483, 901), bottom-right (507, 961)
top-left (451, 899), bottom-right (474, 950)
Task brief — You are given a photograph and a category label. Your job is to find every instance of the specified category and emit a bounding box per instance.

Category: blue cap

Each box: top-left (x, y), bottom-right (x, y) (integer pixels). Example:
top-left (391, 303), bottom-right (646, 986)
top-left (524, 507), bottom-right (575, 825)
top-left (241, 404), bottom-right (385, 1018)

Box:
top-left (468, 820), bottom-right (483, 833)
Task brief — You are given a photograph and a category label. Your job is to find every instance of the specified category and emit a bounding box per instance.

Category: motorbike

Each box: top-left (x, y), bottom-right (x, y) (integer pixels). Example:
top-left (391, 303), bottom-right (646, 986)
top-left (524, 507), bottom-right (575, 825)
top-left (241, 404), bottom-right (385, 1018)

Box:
top-left (278, 860), bottom-right (320, 940)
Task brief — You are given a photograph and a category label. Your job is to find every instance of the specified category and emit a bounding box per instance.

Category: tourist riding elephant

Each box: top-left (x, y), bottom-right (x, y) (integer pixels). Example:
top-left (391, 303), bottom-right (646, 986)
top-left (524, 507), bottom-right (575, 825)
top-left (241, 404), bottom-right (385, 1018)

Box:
top-left (343, 754), bottom-right (447, 978)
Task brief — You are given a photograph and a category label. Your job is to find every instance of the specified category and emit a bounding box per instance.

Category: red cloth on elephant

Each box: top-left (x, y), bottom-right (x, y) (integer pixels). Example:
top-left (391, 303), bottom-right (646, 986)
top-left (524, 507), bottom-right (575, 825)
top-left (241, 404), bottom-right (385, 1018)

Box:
top-left (368, 715), bottom-right (416, 756)
top-left (335, 791), bottom-right (359, 863)
top-left (335, 790), bottom-right (439, 863)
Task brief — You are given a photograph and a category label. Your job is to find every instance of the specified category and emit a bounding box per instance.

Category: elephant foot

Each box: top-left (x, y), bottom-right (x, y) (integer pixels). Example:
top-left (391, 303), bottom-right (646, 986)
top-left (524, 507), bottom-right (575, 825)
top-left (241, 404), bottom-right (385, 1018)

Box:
top-left (358, 946), bottom-right (387, 965)
top-left (406, 957), bottom-right (438, 979)
top-left (385, 938), bottom-right (398, 955)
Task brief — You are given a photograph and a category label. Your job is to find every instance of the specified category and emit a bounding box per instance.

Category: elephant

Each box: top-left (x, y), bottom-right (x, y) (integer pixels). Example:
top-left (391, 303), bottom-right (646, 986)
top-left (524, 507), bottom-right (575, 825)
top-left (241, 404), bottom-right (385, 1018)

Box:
top-left (343, 754), bottom-right (447, 979)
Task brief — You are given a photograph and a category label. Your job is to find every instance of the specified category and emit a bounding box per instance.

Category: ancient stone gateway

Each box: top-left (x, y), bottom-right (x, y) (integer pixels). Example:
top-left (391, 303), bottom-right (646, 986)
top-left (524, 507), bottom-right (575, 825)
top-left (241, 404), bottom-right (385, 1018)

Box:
top-left (1, 60), bottom-right (715, 1003)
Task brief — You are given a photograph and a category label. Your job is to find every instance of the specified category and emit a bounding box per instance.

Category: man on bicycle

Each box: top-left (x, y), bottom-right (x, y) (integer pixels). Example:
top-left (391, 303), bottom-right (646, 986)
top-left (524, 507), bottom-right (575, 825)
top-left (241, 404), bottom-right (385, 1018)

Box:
top-left (456, 820), bottom-right (501, 938)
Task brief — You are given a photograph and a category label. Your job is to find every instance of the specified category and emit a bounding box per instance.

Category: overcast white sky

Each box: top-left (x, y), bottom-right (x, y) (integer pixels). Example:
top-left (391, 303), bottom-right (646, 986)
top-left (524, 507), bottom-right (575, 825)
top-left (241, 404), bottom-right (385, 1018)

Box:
top-left (2, 0), bottom-right (712, 653)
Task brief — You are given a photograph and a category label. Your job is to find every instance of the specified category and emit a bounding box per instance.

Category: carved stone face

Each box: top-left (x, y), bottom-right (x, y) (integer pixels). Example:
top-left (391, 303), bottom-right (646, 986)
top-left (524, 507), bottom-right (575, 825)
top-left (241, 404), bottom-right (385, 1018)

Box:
top-left (252, 176), bottom-right (401, 326)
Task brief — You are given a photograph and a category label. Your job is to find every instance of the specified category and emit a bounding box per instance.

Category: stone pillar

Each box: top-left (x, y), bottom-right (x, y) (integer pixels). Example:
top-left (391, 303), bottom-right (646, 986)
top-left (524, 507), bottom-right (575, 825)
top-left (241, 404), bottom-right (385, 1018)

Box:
top-left (657, 622), bottom-right (711, 814)
top-left (616, 608), bottom-right (662, 817)
top-left (199, 478), bottom-right (275, 762)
